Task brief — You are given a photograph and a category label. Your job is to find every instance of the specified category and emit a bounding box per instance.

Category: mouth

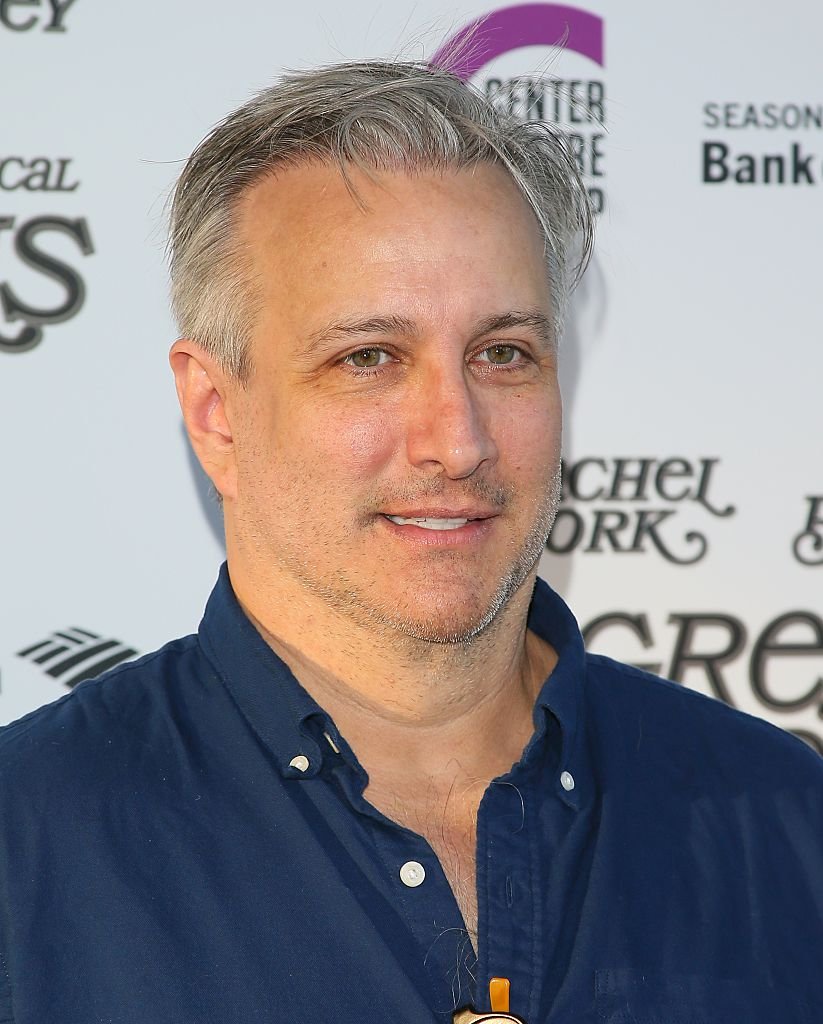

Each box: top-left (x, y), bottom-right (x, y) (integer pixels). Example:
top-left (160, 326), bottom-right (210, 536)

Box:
top-left (384, 515), bottom-right (472, 531)
top-left (377, 508), bottom-right (499, 548)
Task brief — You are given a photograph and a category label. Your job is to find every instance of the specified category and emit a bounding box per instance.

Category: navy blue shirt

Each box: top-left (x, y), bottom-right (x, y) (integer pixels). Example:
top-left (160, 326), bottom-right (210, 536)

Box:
top-left (0, 565), bottom-right (820, 1023)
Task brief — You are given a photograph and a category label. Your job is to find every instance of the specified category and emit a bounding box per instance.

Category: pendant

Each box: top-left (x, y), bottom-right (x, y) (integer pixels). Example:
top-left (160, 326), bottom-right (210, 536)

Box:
top-left (453, 977), bottom-right (527, 1024)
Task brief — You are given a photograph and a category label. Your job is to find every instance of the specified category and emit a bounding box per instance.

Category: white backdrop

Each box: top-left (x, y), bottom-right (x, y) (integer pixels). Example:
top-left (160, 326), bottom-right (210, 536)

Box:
top-left (1, 0), bottom-right (821, 751)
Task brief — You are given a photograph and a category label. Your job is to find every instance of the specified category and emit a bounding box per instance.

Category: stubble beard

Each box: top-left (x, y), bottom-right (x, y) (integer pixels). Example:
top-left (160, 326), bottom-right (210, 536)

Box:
top-left (274, 463), bottom-right (562, 648)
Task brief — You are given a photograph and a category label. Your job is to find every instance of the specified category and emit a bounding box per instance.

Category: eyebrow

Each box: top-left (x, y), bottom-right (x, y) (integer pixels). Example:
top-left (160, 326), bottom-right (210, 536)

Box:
top-left (305, 309), bottom-right (555, 354)
top-left (305, 315), bottom-right (419, 353)
top-left (474, 311), bottom-right (556, 351)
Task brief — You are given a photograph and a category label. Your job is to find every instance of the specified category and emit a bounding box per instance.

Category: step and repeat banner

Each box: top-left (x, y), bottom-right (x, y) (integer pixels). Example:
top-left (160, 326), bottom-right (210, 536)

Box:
top-left (1, 1), bottom-right (821, 751)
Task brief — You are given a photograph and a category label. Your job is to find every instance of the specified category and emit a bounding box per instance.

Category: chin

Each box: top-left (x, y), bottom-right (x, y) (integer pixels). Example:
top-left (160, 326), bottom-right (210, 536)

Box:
top-left (373, 575), bottom-right (528, 645)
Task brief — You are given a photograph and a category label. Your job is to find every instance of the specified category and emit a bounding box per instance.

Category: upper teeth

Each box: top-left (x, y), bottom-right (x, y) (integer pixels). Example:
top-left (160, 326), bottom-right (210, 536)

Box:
top-left (386, 516), bottom-right (470, 530)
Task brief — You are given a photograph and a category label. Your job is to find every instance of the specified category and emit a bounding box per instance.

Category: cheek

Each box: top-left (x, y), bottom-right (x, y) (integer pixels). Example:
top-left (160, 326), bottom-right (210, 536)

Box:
top-left (499, 392), bottom-right (562, 474)
top-left (291, 400), bottom-right (399, 480)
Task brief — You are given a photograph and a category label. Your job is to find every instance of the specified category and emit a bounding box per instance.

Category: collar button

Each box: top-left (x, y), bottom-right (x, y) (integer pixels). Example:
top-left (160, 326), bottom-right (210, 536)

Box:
top-left (399, 861), bottom-right (426, 887)
top-left (289, 754), bottom-right (310, 773)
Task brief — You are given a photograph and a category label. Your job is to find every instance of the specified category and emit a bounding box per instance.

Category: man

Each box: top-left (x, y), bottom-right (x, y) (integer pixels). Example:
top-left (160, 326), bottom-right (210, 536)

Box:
top-left (0, 60), bottom-right (820, 1024)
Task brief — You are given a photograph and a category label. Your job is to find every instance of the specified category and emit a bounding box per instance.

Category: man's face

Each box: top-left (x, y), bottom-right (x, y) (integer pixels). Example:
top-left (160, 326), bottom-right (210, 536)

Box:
top-left (226, 161), bottom-right (562, 643)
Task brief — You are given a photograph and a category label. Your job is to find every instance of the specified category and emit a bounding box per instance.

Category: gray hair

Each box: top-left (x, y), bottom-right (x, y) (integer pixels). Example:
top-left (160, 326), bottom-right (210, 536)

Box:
top-left (169, 59), bottom-right (594, 380)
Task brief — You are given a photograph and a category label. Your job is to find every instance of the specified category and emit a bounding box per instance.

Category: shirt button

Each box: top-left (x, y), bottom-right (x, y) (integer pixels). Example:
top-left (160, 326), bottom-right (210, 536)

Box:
top-left (289, 755), bottom-right (310, 772)
top-left (560, 770), bottom-right (575, 792)
top-left (399, 861), bottom-right (426, 888)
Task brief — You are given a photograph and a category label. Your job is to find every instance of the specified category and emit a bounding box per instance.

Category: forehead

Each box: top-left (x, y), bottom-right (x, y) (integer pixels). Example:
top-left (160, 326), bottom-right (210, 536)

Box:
top-left (240, 154), bottom-right (537, 212)
top-left (235, 160), bottom-right (551, 340)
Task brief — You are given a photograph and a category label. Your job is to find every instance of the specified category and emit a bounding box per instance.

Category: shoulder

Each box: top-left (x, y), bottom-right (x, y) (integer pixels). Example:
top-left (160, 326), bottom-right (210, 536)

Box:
top-left (0, 634), bottom-right (209, 796)
top-left (582, 652), bottom-right (822, 792)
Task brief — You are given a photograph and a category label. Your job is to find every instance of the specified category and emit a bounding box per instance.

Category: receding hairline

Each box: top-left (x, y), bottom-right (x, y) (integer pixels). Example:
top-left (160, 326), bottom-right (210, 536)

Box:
top-left (233, 151), bottom-right (549, 239)
top-left (168, 58), bottom-right (594, 382)
top-left (228, 156), bottom-right (555, 362)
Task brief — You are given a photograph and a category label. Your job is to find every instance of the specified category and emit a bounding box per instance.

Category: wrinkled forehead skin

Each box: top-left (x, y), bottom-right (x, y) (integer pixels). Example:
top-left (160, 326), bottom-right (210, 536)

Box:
top-left (233, 158), bottom-right (553, 375)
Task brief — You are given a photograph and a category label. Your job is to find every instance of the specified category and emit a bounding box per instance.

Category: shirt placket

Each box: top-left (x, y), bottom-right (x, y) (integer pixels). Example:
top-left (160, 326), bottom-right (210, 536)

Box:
top-left (328, 756), bottom-right (474, 1020)
top-left (476, 775), bottom-right (539, 1022)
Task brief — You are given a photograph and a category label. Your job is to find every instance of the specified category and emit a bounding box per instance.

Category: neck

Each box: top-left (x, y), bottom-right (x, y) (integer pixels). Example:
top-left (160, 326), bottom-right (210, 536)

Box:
top-left (230, 560), bottom-right (557, 788)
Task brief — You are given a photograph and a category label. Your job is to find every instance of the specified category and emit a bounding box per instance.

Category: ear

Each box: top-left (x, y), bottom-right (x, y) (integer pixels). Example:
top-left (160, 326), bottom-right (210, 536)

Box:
top-left (169, 339), bottom-right (238, 501)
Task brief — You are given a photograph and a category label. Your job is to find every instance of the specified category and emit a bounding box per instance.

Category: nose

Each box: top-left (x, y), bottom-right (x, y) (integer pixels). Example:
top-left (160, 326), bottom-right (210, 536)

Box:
top-left (404, 365), bottom-right (497, 479)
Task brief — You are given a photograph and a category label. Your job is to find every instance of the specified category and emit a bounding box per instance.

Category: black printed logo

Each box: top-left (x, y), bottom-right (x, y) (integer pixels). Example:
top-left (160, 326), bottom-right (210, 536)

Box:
top-left (17, 627), bottom-right (138, 687)
top-left (0, 0), bottom-right (77, 33)
top-left (0, 214), bottom-right (94, 352)
top-left (792, 496), bottom-right (823, 566)
top-left (548, 456), bottom-right (735, 565)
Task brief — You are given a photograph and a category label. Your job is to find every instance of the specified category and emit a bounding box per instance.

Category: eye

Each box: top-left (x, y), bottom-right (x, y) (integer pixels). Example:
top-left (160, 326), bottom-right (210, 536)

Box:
top-left (477, 344), bottom-right (521, 365)
top-left (344, 347), bottom-right (391, 369)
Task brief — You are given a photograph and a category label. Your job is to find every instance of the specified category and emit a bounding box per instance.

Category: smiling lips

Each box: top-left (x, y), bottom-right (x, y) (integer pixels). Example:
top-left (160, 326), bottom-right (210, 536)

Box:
top-left (383, 510), bottom-right (497, 531)
top-left (386, 515), bottom-right (471, 531)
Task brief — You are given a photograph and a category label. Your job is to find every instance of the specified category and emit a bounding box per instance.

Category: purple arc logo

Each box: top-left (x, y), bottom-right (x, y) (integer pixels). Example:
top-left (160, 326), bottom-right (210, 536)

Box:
top-left (431, 3), bottom-right (604, 79)
top-left (432, 3), bottom-right (608, 215)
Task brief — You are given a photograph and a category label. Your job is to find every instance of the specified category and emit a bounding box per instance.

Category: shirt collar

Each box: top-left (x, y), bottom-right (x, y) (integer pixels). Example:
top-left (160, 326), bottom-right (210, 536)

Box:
top-left (198, 563), bottom-right (588, 805)
top-left (198, 563), bottom-right (335, 779)
top-left (525, 576), bottom-right (588, 810)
